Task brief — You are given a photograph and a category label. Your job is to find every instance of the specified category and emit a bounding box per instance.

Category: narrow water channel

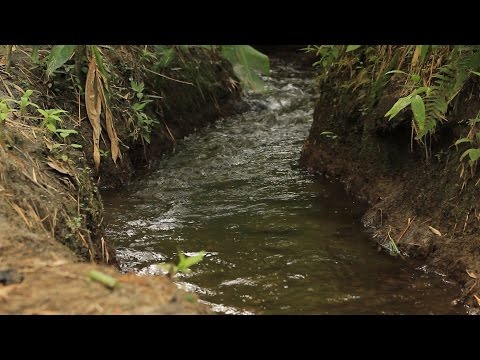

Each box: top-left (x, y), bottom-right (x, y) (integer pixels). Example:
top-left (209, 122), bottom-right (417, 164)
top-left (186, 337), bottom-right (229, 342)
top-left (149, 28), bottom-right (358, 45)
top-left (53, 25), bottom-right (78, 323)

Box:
top-left (102, 59), bottom-right (463, 314)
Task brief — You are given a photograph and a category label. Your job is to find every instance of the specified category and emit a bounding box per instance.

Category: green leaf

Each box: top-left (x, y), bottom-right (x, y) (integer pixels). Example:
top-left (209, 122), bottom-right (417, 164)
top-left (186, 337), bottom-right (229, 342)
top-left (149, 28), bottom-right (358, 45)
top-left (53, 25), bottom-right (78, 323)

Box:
top-left (411, 95), bottom-right (426, 132)
top-left (176, 250), bottom-right (206, 274)
top-left (57, 129), bottom-right (78, 138)
top-left (418, 45), bottom-right (430, 64)
top-left (410, 74), bottom-right (421, 83)
top-left (130, 80), bottom-right (144, 94)
top-left (31, 45), bottom-right (40, 63)
top-left (454, 138), bottom-right (473, 147)
top-left (385, 95), bottom-right (413, 120)
top-left (92, 45), bottom-right (108, 79)
top-left (346, 45), bottom-right (361, 52)
top-left (385, 70), bottom-right (408, 76)
top-left (460, 148), bottom-right (480, 163)
top-left (220, 45), bottom-right (269, 92)
top-left (46, 45), bottom-right (77, 78)
top-left (46, 123), bottom-right (56, 132)
top-left (87, 270), bottom-right (118, 289)
top-left (70, 143), bottom-right (83, 149)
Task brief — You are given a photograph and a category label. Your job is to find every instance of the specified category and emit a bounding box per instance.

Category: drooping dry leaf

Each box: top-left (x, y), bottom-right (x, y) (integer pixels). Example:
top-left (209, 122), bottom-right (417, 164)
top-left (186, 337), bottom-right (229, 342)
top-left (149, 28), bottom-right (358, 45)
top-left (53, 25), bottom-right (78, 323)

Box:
top-left (85, 57), bottom-right (102, 171)
top-left (96, 75), bottom-right (121, 164)
top-left (428, 226), bottom-right (442, 237)
top-left (104, 106), bottom-right (121, 163)
top-left (466, 269), bottom-right (477, 279)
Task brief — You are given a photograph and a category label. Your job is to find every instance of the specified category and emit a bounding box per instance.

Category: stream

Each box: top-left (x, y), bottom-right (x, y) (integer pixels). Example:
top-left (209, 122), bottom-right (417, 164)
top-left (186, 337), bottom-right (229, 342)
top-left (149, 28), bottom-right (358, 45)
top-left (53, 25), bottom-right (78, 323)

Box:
top-left (102, 59), bottom-right (464, 314)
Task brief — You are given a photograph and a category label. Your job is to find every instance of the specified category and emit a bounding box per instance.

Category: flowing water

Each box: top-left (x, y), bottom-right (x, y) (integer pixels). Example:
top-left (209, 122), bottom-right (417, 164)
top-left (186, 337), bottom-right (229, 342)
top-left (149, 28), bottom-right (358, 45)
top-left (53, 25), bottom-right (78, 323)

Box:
top-left (103, 60), bottom-right (464, 314)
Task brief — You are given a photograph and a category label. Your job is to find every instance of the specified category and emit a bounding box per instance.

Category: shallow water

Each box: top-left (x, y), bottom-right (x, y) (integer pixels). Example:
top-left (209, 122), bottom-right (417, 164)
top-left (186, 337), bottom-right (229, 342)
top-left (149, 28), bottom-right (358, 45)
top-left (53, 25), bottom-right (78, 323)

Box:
top-left (103, 60), bottom-right (464, 314)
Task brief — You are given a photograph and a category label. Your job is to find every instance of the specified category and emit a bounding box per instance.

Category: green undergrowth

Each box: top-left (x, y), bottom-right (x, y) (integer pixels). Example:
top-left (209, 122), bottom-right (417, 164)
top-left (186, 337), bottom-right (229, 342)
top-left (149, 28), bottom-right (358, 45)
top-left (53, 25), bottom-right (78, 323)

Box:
top-left (306, 45), bottom-right (480, 181)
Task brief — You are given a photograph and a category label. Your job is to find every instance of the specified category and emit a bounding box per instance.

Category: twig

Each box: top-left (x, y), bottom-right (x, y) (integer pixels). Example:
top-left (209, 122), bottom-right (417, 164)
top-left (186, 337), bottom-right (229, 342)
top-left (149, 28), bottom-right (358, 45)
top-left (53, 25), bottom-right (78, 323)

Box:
top-left (163, 120), bottom-right (176, 144)
top-left (396, 216), bottom-right (415, 244)
top-left (143, 67), bottom-right (194, 85)
top-left (463, 212), bottom-right (470, 233)
top-left (0, 74), bottom-right (13, 98)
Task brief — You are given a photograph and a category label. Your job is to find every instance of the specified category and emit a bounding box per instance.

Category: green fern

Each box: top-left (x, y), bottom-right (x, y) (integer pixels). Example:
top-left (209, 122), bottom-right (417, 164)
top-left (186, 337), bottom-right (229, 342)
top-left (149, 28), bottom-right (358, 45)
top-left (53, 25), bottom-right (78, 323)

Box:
top-left (421, 47), bottom-right (480, 139)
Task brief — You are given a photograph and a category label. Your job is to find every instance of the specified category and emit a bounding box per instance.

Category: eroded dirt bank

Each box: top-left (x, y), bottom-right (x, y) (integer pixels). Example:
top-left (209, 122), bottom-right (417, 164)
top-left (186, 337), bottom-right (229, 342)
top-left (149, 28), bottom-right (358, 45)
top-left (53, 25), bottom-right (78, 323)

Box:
top-left (300, 70), bottom-right (480, 309)
top-left (0, 45), bottom-right (239, 314)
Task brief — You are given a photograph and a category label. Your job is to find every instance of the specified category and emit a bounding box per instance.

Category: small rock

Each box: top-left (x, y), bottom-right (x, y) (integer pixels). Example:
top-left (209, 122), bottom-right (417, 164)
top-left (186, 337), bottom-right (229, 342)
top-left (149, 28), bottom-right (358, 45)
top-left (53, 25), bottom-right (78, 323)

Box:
top-left (0, 269), bottom-right (24, 286)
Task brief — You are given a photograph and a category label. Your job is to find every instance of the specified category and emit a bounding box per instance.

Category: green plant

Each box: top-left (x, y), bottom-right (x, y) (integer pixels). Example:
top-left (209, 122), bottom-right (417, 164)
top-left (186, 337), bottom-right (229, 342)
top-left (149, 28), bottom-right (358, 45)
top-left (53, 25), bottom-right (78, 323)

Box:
top-left (37, 108), bottom-right (78, 141)
top-left (385, 86), bottom-right (432, 140)
top-left (38, 108), bottom-right (67, 132)
top-left (13, 90), bottom-right (39, 118)
top-left (156, 250), bottom-right (206, 278)
top-left (130, 80), bottom-right (145, 100)
top-left (128, 79), bottom-right (157, 144)
top-left (0, 99), bottom-right (14, 122)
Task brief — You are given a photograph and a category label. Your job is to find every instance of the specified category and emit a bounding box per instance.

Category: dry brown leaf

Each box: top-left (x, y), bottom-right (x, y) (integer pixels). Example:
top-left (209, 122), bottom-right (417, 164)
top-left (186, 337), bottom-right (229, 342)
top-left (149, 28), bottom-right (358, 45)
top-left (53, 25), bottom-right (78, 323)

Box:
top-left (411, 46), bottom-right (420, 68)
top-left (96, 76), bottom-right (121, 164)
top-left (466, 269), bottom-right (477, 279)
top-left (428, 225), bottom-right (442, 237)
top-left (46, 158), bottom-right (72, 176)
top-left (105, 106), bottom-right (121, 163)
top-left (32, 168), bottom-right (37, 184)
top-left (474, 294), bottom-right (480, 306)
top-left (85, 57), bottom-right (102, 171)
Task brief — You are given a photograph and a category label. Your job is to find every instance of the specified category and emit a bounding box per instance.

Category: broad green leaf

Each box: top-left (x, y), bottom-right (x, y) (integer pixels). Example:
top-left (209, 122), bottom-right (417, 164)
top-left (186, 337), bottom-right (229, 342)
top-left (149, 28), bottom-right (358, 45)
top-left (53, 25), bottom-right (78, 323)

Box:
top-left (461, 148), bottom-right (480, 162)
top-left (411, 95), bottom-right (426, 132)
top-left (220, 45), bottom-right (269, 92)
top-left (468, 148), bottom-right (480, 162)
top-left (46, 45), bottom-right (77, 78)
top-left (346, 45), bottom-right (361, 52)
top-left (385, 95), bottom-right (413, 120)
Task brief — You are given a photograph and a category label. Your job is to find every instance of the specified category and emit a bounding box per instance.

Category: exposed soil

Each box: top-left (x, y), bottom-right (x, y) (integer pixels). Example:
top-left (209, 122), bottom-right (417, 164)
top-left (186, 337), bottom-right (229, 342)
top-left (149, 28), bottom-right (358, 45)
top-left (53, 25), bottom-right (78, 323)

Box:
top-left (0, 45), bottom-right (240, 314)
top-left (300, 73), bottom-right (480, 309)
